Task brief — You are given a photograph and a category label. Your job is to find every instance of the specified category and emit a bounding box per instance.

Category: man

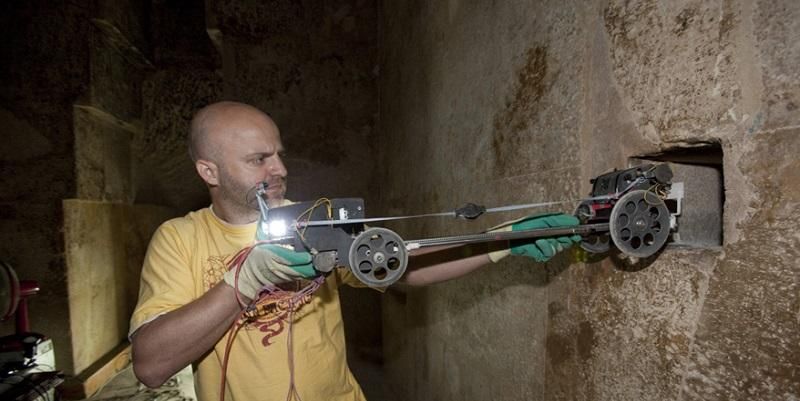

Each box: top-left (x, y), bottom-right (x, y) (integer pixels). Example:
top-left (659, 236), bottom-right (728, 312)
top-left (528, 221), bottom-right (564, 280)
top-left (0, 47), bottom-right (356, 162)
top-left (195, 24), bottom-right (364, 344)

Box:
top-left (130, 101), bottom-right (580, 401)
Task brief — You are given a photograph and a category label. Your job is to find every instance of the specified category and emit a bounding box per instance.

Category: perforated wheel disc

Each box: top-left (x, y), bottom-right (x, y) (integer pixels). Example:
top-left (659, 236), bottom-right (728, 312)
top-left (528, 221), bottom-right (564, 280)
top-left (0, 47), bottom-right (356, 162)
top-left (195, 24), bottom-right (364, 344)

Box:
top-left (609, 190), bottom-right (670, 258)
top-left (348, 228), bottom-right (408, 287)
top-left (581, 233), bottom-right (612, 254)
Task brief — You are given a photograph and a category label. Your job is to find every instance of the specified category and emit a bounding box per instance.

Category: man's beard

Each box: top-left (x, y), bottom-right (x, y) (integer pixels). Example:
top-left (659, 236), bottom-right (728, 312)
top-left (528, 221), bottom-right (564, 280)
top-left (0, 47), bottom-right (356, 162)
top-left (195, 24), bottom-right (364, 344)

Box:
top-left (217, 168), bottom-right (286, 214)
top-left (216, 168), bottom-right (260, 216)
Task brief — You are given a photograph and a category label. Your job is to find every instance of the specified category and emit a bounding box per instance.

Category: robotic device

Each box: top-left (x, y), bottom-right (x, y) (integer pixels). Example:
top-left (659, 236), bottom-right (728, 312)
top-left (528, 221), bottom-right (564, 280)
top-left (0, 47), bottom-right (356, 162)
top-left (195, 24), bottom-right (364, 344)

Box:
top-left (256, 163), bottom-right (677, 288)
top-left (574, 163), bottom-right (674, 258)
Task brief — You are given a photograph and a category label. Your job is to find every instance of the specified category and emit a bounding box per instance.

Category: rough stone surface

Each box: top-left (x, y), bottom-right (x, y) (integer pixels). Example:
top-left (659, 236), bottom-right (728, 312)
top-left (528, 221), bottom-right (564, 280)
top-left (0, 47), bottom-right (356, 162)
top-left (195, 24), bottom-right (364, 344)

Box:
top-left (753, 0), bottom-right (800, 130)
top-left (211, 0), bottom-right (378, 204)
top-left (380, 0), bottom-right (799, 400)
top-left (545, 249), bottom-right (721, 401)
top-left (63, 200), bottom-right (174, 375)
top-left (137, 68), bottom-right (222, 213)
top-left (74, 106), bottom-right (138, 203)
top-left (150, 0), bottom-right (219, 68)
top-left (602, 0), bottom-right (742, 143)
top-left (0, 0), bottom-right (89, 373)
top-left (380, 1), bottom-right (585, 399)
top-left (683, 129), bottom-right (800, 400)
top-left (94, 0), bottom-right (151, 60)
top-left (0, 0), bottom-right (182, 376)
top-left (87, 28), bottom-right (146, 121)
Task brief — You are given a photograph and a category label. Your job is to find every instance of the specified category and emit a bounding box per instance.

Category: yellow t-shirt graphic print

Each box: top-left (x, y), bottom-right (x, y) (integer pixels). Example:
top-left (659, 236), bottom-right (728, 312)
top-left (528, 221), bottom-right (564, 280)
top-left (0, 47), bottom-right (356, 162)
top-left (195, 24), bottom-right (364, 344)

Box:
top-left (130, 207), bottom-right (368, 401)
top-left (203, 250), bottom-right (317, 348)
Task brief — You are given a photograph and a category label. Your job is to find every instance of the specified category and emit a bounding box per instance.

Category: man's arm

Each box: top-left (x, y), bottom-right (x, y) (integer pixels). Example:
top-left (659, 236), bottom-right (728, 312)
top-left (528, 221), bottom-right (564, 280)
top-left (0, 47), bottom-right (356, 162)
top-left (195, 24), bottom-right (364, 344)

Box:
top-left (131, 242), bottom-right (317, 388)
top-left (398, 243), bottom-right (497, 286)
top-left (131, 282), bottom-right (243, 388)
top-left (397, 213), bottom-right (583, 287)
top-left (399, 250), bottom-right (492, 286)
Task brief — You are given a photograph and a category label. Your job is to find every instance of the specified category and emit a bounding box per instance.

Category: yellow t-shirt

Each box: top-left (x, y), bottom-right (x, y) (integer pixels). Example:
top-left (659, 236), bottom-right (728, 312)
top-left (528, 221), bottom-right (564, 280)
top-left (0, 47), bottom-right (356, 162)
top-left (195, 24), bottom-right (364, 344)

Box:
top-left (130, 207), bottom-right (369, 401)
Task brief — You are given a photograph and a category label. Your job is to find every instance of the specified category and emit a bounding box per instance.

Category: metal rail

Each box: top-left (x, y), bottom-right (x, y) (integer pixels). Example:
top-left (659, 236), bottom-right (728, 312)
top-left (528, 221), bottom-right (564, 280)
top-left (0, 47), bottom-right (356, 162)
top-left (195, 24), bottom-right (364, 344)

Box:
top-left (405, 223), bottom-right (610, 249)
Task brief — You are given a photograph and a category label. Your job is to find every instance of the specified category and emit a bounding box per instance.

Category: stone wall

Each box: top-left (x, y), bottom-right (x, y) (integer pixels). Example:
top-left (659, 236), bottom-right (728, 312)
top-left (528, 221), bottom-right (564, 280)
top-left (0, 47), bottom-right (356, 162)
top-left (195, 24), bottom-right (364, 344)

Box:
top-left (207, 0), bottom-right (379, 203)
top-left (379, 1), bottom-right (799, 400)
top-left (0, 0), bottom-right (182, 376)
top-left (0, 0), bottom-right (88, 373)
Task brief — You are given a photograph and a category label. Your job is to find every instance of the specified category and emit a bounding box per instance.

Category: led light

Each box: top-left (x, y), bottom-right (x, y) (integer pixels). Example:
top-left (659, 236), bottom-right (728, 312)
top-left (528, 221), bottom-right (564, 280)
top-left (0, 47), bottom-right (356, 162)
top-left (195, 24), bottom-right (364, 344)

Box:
top-left (259, 221), bottom-right (270, 237)
top-left (268, 219), bottom-right (288, 237)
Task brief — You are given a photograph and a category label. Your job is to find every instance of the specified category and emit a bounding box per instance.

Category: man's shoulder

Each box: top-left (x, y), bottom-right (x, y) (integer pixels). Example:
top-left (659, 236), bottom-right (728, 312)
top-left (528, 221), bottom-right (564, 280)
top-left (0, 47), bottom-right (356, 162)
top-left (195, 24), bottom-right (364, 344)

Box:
top-left (156, 207), bottom-right (212, 237)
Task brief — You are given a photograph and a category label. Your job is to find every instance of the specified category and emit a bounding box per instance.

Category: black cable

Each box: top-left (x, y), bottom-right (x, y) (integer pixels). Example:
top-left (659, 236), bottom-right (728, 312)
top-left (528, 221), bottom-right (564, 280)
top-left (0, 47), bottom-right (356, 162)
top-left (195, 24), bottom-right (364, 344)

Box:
top-left (3, 373), bottom-right (49, 401)
top-left (21, 373), bottom-right (51, 401)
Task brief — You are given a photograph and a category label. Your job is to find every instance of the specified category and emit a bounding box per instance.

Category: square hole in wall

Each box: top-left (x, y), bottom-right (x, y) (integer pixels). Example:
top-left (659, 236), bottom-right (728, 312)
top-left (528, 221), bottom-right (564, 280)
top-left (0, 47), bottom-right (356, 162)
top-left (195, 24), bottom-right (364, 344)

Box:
top-left (631, 143), bottom-right (724, 248)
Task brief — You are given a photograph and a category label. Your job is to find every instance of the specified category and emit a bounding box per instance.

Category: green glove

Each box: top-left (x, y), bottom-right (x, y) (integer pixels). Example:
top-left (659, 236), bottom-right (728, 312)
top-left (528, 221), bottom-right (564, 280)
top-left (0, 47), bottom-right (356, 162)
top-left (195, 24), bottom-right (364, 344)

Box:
top-left (223, 244), bottom-right (317, 299)
top-left (488, 213), bottom-right (582, 263)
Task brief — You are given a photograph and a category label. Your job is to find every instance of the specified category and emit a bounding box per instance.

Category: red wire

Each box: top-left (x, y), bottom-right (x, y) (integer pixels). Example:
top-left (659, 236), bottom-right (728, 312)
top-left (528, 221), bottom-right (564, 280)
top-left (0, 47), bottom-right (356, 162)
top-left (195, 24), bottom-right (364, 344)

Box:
top-left (219, 242), bottom-right (324, 401)
top-left (219, 311), bottom-right (246, 401)
top-left (228, 246), bottom-right (255, 309)
top-left (219, 244), bottom-right (255, 401)
top-left (286, 303), bottom-right (300, 401)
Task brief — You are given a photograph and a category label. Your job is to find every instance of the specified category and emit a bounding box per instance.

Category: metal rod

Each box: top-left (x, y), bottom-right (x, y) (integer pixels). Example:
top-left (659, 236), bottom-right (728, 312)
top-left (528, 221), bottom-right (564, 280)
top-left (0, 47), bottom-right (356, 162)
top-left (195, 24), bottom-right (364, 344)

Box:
top-left (405, 223), bottom-right (610, 249)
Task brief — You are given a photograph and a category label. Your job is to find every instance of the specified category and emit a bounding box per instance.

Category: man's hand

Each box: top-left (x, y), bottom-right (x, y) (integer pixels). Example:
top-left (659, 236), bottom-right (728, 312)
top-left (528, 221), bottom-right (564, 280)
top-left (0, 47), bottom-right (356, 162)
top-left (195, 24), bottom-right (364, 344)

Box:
top-left (488, 213), bottom-right (582, 263)
top-left (223, 244), bottom-right (317, 299)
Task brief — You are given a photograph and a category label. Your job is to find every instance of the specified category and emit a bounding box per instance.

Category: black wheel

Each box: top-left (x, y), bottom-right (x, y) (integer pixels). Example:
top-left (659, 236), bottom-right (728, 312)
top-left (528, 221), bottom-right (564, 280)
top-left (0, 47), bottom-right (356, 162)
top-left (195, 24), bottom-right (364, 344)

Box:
top-left (580, 233), bottom-right (612, 254)
top-left (609, 190), bottom-right (670, 258)
top-left (348, 228), bottom-right (408, 287)
top-left (574, 202), bottom-right (611, 254)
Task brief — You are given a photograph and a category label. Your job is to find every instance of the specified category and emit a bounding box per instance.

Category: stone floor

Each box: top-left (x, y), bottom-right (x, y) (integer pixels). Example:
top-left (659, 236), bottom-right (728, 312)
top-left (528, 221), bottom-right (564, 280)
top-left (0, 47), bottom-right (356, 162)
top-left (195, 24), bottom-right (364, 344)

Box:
top-left (84, 365), bottom-right (196, 401)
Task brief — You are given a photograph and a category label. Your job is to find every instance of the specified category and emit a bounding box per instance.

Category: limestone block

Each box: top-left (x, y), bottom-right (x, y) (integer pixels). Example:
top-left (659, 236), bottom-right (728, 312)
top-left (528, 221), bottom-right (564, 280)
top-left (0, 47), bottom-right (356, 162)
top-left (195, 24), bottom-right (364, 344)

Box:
top-left (63, 199), bottom-right (175, 375)
top-left (0, 105), bottom-right (76, 205)
top-left (0, 107), bottom-right (54, 162)
top-left (208, 0), bottom-right (309, 38)
top-left (137, 69), bottom-right (220, 211)
top-left (602, 0), bottom-right (742, 141)
top-left (94, 0), bottom-right (151, 59)
top-left (378, 0), bottom-right (585, 226)
top-left (210, 0), bottom-right (376, 44)
top-left (545, 248), bottom-right (719, 401)
top-left (213, 0), bottom-right (378, 209)
top-left (150, 1), bottom-right (219, 66)
top-left (376, 1), bottom-right (800, 401)
top-left (753, 0), bottom-right (800, 130)
top-left (683, 128), bottom-right (800, 400)
top-left (88, 31), bottom-right (145, 121)
top-left (192, 3), bottom-right (380, 209)
top-left (0, 2), bottom-right (91, 104)
top-left (668, 162), bottom-right (724, 247)
top-left (74, 106), bottom-right (138, 203)
top-left (378, 2), bottom-right (588, 400)
top-left (490, 44), bottom-right (581, 179)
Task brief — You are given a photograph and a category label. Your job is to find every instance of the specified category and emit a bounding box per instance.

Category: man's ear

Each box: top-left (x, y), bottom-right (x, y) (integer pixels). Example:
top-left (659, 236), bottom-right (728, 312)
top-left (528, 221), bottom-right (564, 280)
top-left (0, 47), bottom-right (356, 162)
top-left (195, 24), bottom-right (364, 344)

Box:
top-left (195, 159), bottom-right (219, 186)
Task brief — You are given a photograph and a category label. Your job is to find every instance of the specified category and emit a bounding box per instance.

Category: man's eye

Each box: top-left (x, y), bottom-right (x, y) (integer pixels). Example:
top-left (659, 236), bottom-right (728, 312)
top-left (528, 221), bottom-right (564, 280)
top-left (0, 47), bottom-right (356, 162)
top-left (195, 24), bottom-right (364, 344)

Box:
top-left (251, 157), bottom-right (265, 164)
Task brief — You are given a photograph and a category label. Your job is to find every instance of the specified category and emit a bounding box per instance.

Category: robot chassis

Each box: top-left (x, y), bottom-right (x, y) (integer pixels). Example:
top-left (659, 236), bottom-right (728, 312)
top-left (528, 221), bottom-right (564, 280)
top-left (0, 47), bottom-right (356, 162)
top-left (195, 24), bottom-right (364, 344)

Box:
top-left (257, 163), bottom-right (676, 288)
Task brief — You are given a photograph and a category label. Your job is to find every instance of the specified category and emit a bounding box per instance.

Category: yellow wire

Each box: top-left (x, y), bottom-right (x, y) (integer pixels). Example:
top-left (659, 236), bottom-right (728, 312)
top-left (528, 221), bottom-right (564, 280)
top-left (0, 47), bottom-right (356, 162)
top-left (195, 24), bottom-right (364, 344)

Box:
top-left (295, 198), bottom-right (333, 243)
top-left (643, 183), bottom-right (668, 205)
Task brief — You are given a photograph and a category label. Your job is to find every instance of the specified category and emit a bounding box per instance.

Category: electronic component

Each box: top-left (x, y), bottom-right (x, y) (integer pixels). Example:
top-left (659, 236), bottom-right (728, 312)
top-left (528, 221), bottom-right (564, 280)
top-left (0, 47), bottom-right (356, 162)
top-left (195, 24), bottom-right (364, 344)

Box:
top-left (256, 163), bottom-right (678, 287)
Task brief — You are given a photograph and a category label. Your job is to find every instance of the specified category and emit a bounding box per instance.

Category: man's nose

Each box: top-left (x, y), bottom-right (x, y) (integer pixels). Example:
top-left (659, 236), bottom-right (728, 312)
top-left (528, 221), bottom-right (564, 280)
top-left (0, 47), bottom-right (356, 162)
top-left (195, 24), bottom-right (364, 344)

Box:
top-left (269, 154), bottom-right (288, 177)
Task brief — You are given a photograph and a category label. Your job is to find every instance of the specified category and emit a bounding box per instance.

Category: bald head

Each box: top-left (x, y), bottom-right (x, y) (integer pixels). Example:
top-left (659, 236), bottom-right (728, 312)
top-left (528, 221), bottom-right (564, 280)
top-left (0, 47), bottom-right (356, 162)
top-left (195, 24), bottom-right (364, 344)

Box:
top-left (188, 101), bottom-right (288, 221)
top-left (189, 101), bottom-right (277, 162)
